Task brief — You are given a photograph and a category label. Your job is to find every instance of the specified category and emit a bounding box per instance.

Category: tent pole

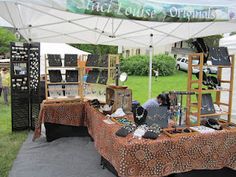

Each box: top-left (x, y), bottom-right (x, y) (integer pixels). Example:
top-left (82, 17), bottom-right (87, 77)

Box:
top-left (148, 34), bottom-right (153, 99)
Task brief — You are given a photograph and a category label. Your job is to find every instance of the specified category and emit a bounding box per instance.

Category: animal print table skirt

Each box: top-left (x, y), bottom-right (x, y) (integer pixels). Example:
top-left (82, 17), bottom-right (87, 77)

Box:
top-left (33, 101), bottom-right (85, 140)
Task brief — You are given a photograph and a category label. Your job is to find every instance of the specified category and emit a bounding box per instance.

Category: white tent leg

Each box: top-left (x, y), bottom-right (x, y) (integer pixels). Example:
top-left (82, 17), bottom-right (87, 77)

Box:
top-left (148, 34), bottom-right (153, 99)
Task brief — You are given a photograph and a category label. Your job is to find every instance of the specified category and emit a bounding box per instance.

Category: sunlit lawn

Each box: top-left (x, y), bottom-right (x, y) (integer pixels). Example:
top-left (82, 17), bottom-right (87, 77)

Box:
top-left (126, 71), bottom-right (189, 104)
top-left (0, 96), bottom-right (27, 177)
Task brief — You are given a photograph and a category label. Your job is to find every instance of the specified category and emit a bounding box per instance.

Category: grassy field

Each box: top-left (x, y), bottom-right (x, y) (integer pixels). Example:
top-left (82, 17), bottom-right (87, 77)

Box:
top-left (126, 71), bottom-right (188, 104)
top-left (0, 96), bottom-right (27, 177)
top-left (0, 71), bottom-right (189, 177)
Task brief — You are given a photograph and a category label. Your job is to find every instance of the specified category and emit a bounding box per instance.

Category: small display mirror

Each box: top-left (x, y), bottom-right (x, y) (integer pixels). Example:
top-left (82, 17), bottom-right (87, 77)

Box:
top-left (119, 72), bottom-right (128, 83)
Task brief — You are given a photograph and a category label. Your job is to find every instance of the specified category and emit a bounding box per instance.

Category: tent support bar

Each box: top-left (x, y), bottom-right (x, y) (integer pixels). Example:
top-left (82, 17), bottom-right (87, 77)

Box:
top-left (149, 34), bottom-right (153, 99)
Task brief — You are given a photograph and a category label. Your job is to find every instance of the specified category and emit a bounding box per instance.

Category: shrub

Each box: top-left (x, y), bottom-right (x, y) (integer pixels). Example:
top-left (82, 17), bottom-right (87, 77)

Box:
top-left (120, 54), bottom-right (176, 76)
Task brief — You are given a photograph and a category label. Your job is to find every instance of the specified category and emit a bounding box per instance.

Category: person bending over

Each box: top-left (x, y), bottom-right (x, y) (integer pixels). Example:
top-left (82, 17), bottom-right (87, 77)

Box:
top-left (142, 94), bottom-right (167, 111)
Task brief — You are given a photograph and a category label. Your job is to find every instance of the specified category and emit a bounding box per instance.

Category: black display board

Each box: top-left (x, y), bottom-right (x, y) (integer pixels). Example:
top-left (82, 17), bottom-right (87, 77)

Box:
top-left (29, 43), bottom-right (40, 130)
top-left (145, 106), bottom-right (170, 128)
top-left (99, 55), bottom-right (109, 67)
top-left (197, 93), bottom-right (215, 115)
top-left (48, 54), bottom-right (62, 66)
top-left (209, 47), bottom-right (231, 66)
top-left (86, 69), bottom-right (100, 83)
top-left (48, 70), bottom-right (62, 82)
top-left (11, 42), bottom-right (40, 131)
top-left (86, 54), bottom-right (100, 66)
top-left (98, 70), bottom-right (108, 84)
top-left (64, 54), bottom-right (78, 66)
top-left (66, 70), bottom-right (78, 82)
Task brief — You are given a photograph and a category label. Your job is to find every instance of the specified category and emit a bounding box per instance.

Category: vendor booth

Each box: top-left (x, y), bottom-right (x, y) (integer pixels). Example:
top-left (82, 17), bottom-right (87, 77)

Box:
top-left (1, 0), bottom-right (236, 177)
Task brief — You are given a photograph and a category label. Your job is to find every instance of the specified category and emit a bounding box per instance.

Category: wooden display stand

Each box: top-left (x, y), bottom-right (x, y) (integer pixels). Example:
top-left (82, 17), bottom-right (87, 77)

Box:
top-left (186, 53), bottom-right (234, 126)
top-left (45, 54), bottom-right (120, 103)
top-left (106, 86), bottom-right (132, 113)
top-left (45, 54), bottom-right (83, 101)
top-left (83, 54), bottom-right (119, 102)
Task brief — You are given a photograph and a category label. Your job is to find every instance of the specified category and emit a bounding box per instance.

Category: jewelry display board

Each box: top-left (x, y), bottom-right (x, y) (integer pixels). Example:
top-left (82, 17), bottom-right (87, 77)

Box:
top-left (48, 70), bottom-right (62, 82)
top-left (65, 70), bottom-right (78, 82)
top-left (45, 54), bottom-right (81, 100)
top-left (29, 42), bottom-right (40, 129)
top-left (145, 106), bottom-right (170, 128)
top-left (48, 54), bottom-right (62, 66)
top-left (197, 93), bottom-right (215, 115)
top-left (64, 54), bottom-right (78, 66)
top-left (84, 54), bottom-right (119, 102)
top-left (86, 69), bottom-right (100, 83)
top-left (11, 42), bottom-right (40, 131)
top-left (186, 53), bottom-right (234, 126)
top-left (209, 47), bottom-right (231, 66)
top-left (45, 54), bottom-right (119, 102)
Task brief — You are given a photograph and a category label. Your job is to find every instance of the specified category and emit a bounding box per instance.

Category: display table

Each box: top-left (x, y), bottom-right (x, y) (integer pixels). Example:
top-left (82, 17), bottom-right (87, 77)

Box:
top-left (85, 103), bottom-right (236, 177)
top-left (33, 100), bottom-right (85, 140)
top-left (34, 102), bottom-right (236, 177)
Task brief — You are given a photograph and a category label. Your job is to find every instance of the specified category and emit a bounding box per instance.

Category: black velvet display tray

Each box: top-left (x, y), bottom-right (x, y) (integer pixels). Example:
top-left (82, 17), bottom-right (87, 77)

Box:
top-left (86, 69), bottom-right (99, 83)
top-left (209, 47), bottom-right (231, 66)
top-left (48, 54), bottom-right (62, 66)
top-left (86, 54), bottom-right (100, 67)
top-left (197, 93), bottom-right (215, 115)
top-left (97, 70), bottom-right (108, 85)
top-left (66, 70), bottom-right (78, 82)
top-left (48, 70), bottom-right (62, 82)
top-left (64, 54), bottom-right (78, 66)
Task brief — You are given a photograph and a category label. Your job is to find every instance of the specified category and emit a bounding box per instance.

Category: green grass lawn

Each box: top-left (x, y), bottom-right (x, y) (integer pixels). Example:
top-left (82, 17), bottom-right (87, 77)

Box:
top-left (126, 71), bottom-right (188, 104)
top-left (0, 96), bottom-right (27, 177)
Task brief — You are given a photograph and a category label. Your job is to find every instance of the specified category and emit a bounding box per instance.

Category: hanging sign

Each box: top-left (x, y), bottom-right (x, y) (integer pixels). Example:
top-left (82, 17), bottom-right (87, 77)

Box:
top-left (67, 0), bottom-right (231, 22)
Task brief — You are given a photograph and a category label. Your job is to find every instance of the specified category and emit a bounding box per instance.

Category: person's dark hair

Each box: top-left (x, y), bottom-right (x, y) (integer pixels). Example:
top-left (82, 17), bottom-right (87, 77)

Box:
top-left (2, 68), bottom-right (7, 72)
top-left (164, 93), bottom-right (171, 109)
top-left (157, 94), bottom-right (166, 104)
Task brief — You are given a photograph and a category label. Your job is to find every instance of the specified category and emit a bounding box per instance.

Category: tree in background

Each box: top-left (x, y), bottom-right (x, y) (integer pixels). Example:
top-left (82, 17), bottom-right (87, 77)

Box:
top-left (0, 27), bottom-right (17, 56)
top-left (203, 35), bottom-right (223, 47)
top-left (72, 44), bottom-right (118, 55)
top-left (187, 35), bottom-right (223, 48)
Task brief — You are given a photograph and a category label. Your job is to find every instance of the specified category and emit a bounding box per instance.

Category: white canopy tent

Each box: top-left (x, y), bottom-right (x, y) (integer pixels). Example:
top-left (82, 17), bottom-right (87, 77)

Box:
top-left (220, 35), bottom-right (236, 119)
top-left (0, 16), bottom-right (12, 27)
top-left (1, 0), bottom-right (236, 98)
top-left (40, 42), bottom-right (90, 74)
top-left (220, 35), bottom-right (236, 53)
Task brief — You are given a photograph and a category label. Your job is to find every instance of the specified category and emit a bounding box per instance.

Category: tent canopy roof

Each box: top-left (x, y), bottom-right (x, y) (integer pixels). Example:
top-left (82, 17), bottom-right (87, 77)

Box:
top-left (40, 42), bottom-right (90, 56)
top-left (1, 0), bottom-right (236, 47)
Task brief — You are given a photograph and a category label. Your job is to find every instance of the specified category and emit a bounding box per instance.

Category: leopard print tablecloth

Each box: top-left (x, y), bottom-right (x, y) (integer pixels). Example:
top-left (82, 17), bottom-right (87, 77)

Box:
top-left (33, 101), bottom-right (85, 140)
top-left (85, 103), bottom-right (236, 177)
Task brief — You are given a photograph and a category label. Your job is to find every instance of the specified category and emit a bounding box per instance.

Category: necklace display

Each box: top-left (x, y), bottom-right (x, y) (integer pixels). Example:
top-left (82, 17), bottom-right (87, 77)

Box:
top-left (200, 93), bottom-right (215, 114)
top-left (136, 109), bottom-right (145, 120)
top-left (134, 107), bottom-right (147, 125)
top-left (209, 47), bottom-right (231, 66)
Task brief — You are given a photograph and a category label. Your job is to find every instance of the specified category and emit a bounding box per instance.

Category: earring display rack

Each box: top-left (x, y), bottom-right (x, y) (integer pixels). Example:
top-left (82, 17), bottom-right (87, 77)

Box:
top-left (45, 54), bottom-right (119, 103)
top-left (186, 53), bottom-right (234, 126)
top-left (82, 54), bottom-right (120, 102)
top-left (11, 42), bottom-right (40, 131)
top-left (45, 54), bottom-right (82, 101)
